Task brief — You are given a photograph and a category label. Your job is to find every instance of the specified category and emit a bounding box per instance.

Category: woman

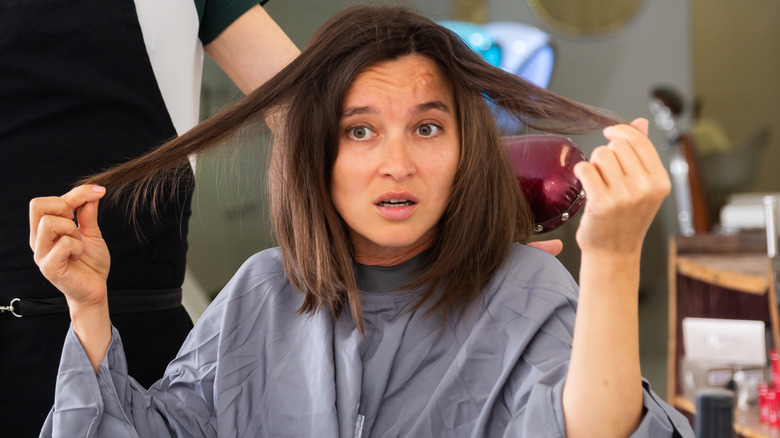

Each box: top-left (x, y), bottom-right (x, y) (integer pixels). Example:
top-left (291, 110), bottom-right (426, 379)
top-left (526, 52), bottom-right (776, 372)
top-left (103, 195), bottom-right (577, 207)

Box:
top-left (30, 4), bottom-right (693, 437)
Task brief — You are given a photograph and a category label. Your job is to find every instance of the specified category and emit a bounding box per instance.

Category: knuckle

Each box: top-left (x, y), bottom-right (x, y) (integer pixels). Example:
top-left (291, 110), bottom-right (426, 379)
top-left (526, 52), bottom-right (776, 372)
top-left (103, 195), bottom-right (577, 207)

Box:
top-left (642, 177), bottom-right (670, 200)
top-left (50, 237), bottom-right (75, 262)
top-left (634, 178), bottom-right (652, 195)
top-left (659, 179), bottom-right (672, 196)
top-left (614, 194), bottom-right (633, 211)
top-left (589, 146), bottom-right (612, 163)
top-left (609, 138), bottom-right (628, 149)
top-left (591, 145), bottom-right (609, 156)
top-left (29, 198), bottom-right (41, 214)
top-left (39, 215), bottom-right (58, 232)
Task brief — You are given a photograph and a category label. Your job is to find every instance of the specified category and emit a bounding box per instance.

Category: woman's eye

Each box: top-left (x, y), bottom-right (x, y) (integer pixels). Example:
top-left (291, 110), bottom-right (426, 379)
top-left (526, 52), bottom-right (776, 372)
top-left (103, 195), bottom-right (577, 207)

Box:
top-left (416, 123), bottom-right (440, 137)
top-left (349, 126), bottom-right (375, 140)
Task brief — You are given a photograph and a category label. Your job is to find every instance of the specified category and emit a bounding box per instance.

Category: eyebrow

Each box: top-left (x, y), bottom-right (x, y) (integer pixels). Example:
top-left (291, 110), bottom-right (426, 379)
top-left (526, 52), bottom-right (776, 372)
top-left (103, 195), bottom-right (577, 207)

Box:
top-left (340, 100), bottom-right (452, 119)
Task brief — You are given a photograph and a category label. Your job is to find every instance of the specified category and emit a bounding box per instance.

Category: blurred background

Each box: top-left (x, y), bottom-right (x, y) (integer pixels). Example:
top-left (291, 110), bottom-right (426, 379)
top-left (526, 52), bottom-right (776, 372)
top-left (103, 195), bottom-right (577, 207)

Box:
top-left (183, 0), bottom-right (780, 401)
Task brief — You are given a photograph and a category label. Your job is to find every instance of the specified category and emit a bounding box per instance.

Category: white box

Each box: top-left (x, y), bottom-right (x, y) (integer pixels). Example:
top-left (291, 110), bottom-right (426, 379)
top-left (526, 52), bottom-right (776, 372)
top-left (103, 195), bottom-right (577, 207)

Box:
top-left (683, 317), bottom-right (767, 367)
top-left (719, 192), bottom-right (780, 231)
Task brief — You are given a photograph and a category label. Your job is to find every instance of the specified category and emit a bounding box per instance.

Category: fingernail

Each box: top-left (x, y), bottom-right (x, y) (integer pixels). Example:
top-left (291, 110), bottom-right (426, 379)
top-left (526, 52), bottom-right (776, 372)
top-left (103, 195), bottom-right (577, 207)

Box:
top-left (93, 185), bottom-right (105, 193)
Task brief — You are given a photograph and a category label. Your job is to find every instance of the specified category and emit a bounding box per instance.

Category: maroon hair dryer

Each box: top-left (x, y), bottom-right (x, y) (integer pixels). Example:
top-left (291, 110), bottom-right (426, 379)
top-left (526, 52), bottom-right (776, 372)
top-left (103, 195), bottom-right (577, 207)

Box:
top-left (502, 135), bottom-right (587, 233)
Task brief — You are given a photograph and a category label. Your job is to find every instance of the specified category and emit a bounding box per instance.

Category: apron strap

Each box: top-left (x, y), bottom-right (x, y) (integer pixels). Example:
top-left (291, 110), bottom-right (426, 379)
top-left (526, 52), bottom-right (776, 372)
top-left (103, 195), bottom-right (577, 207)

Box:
top-left (0, 288), bottom-right (183, 317)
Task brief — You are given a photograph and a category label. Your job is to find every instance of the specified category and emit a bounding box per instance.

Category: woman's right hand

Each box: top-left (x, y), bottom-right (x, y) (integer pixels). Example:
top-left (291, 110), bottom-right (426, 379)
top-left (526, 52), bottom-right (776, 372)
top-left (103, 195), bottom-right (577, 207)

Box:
top-left (29, 185), bottom-right (110, 309)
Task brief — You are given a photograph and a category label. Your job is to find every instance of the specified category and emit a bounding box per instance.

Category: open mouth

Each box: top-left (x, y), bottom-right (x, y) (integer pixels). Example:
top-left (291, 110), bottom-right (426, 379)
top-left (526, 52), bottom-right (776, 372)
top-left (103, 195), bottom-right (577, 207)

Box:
top-left (377, 199), bottom-right (416, 207)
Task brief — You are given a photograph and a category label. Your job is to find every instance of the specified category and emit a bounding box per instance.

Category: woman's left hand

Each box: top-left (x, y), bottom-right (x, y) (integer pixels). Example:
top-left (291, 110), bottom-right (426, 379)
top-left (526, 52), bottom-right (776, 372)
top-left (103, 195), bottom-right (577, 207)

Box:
top-left (573, 118), bottom-right (671, 259)
top-left (564, 118), bottom-right (669, 437)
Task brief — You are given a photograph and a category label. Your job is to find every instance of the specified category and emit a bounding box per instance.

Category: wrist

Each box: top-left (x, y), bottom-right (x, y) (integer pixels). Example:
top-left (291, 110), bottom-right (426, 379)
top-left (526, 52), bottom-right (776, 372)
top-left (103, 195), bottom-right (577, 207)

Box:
top-left (578, 251), bottom-right (641, 302)
top-left (580, 250), bottom-right (641, 269)
top-left (68, 298), bottom-right (110, 341)
top-left (66, 291), bottom-right (108, 317)
top-left (68, 297), bottom-right (112, 372)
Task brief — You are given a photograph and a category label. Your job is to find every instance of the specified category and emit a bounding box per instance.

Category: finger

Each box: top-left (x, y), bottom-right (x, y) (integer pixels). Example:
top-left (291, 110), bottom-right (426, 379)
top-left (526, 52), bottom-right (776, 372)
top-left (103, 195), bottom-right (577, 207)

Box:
top-left (607, 138), bottom-right (645, 179)
top-left (61, 185), bottom-right (106, 213)
top-left (603, 123), bottom-right (664, 176)
top-left (587, 146), bottom-right (623, 187)
top-left (30, 196), bottom-right (75, 250)
top-left (630, 117), bottom-right (649, 136)
top-left (38, 236), bottom-right (85, 281)
top-left (30, 186), bottom-right (105, 250)
top-left (528, 239), bottom-right (563, 257)
top-left (76, 200), bottom-right (102, 238)
top-left (607, 135), bottom-right (671, 202)
top-left (573, 161), bottom-right (608, 200)
top-left (33, 216), bottom-right (81, 264)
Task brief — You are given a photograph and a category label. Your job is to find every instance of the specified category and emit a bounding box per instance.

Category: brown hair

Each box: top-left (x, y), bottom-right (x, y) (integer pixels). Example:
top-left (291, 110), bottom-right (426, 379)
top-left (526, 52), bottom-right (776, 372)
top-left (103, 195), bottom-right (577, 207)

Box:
top-left (86, 4), bottom-right (621, 330)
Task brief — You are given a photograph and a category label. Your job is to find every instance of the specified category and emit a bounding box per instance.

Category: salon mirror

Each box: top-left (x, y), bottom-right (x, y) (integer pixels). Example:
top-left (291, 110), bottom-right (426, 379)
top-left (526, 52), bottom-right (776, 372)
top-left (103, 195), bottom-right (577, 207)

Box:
top-left (526, 0), bottom-right (644, 36)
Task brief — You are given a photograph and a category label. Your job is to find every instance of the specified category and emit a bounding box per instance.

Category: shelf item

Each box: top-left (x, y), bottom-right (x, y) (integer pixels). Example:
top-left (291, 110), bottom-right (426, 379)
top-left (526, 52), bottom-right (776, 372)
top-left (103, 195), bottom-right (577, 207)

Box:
top-left (668, 233), bottom-right (777, 436)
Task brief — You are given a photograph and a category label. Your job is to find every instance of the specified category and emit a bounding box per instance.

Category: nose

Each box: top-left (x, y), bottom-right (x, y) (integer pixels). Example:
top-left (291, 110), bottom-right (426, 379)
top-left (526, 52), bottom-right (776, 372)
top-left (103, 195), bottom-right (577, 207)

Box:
top-left (379, 135), bottom-right (416, 180)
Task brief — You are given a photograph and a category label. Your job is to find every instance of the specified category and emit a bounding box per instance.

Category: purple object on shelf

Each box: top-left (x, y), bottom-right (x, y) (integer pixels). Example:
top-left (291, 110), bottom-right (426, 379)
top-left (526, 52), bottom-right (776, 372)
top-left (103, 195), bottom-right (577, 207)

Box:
top-left (502, 134), bottom-right (587, 233)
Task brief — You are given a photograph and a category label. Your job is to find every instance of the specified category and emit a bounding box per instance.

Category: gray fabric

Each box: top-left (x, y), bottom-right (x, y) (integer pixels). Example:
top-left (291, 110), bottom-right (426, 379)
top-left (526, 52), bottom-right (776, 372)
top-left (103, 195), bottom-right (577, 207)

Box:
top-left (41, 244), bottom-right (694, 437)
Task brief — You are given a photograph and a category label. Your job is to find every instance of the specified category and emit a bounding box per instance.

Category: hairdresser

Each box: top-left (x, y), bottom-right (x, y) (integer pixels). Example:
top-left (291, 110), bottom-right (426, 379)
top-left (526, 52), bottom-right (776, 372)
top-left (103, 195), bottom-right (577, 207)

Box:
top-left (0, 2), bottom-right (298, 435)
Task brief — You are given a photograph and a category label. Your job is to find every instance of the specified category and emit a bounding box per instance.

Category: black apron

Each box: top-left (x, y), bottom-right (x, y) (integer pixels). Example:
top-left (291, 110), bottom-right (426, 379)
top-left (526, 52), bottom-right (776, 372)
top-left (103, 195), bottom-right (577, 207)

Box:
top-left (0, 0), bottom-right (194, 434)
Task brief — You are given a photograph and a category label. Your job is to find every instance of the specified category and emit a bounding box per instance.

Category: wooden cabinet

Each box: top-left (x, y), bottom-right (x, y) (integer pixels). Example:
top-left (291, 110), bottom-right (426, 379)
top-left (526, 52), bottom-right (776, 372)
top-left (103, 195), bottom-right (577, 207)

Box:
top-left (668, 233), bottom-right (779, 437)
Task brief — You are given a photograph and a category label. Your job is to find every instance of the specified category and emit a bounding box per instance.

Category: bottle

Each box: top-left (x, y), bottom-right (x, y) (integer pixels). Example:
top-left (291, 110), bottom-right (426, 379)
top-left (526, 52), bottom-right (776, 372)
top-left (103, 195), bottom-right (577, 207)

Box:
top-left (694, 388), bottom-right (735, 438)
top-left (759, 383), bottom-right (770, 425)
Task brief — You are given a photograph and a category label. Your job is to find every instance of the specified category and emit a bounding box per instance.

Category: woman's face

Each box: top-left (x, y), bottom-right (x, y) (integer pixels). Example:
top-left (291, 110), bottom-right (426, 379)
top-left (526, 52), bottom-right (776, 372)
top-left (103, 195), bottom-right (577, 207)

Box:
top-left (331, 54), bottom-right (460, 266)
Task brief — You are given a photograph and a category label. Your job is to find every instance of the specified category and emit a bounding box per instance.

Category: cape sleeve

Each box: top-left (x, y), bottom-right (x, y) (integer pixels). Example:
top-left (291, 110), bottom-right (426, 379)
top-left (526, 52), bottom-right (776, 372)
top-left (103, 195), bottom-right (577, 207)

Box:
top-left (39, 249), bottom-right (287, 438)
top-left (515, 372), bottom-right (694, 437)
top-left (497, 246), bottom-right (695, 437)
top-left (40, 319), bottom-right (221, 438)
top-left (630, 379), bottom-right (695, 437)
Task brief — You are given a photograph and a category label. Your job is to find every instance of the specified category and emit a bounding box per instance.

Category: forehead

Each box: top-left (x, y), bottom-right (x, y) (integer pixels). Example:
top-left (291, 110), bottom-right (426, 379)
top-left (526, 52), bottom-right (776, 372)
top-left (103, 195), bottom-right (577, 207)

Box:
top-left (343, 54), bottom-right (454, 105)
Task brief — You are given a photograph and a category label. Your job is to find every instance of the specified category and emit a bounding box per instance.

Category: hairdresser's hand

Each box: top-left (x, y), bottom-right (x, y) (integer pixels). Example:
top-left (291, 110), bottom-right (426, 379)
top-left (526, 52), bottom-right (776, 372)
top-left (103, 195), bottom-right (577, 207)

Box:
top-left (30, 185), bottom-right (110, 308)
top-left (573, 118), bottom-right (670, 259)
top-left (528, 239), bottom-right (563, 256)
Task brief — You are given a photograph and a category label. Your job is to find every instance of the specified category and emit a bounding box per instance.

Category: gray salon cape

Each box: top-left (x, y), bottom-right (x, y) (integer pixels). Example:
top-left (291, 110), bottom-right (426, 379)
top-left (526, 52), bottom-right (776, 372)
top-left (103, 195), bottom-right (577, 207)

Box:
top-left (42, 244), bottom-right (694, 437)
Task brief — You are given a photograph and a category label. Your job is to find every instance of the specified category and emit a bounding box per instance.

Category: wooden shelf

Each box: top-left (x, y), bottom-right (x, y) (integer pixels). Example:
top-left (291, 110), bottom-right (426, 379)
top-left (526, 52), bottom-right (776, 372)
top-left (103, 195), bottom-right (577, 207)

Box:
top-left (668, 233), bottom-right (778, 438)
top-left (676, 253), bottom-right (769, 295)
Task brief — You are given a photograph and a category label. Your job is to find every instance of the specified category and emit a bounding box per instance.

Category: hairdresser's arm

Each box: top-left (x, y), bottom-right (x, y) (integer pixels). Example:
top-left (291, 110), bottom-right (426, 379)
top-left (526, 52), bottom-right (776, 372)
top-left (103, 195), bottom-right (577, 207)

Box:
top-left (204, 4), bottom-right (300, 95)
top-left (30, 185), bottom-right (111, 373)
top-left (562, 119), bottom-right (670, 438)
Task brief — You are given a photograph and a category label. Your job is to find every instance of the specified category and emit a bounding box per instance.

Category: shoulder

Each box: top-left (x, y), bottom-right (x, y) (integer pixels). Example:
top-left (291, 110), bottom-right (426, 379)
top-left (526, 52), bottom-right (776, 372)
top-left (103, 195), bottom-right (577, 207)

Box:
top-left (233, 246), bottom-right (286, 280)
top-left (445, 243), bottom-right (579, 381)
top-left (493, 243), bottom-right (579, 302)
top-left (475, 243), bottom-right (579, 338)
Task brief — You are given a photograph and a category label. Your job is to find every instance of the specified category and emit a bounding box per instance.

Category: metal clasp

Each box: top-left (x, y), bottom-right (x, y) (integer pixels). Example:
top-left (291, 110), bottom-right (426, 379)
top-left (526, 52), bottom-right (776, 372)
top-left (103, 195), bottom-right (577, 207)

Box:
top-left (0, 298), bottom-right (22, 317)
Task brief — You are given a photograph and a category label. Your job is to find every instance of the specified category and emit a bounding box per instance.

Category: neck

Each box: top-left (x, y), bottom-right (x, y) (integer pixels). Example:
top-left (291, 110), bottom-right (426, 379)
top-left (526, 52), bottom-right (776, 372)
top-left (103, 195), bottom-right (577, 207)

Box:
top-left (353, 246), bottom-right (426, 267)
top-left (352, 235), bottom-right (434, 267)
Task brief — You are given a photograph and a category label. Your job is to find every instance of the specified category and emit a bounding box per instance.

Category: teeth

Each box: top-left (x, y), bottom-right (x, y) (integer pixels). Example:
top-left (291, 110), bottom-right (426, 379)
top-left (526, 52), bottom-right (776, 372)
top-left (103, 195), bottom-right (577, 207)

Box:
top-left (378, 199), bottom-right (414, 207)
